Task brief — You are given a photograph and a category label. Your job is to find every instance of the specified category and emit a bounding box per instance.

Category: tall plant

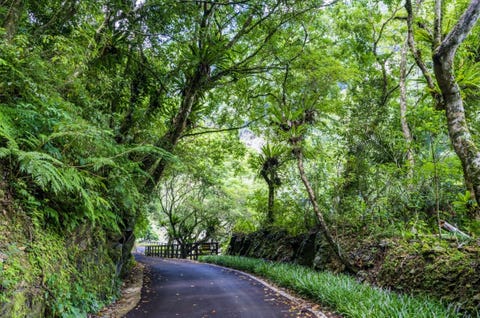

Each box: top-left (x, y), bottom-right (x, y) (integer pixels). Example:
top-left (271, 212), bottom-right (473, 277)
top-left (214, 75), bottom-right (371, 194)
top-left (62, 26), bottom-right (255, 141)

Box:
top-left (250, 143), bottom-right (287, 225)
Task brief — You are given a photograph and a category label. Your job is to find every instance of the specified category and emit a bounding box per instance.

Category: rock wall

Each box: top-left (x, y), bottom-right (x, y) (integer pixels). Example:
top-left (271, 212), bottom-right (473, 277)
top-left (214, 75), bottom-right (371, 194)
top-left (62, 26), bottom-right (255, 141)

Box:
top-left (0, 213), bottom-right (122, 317)
top-left (228, 230), bottom-right (480, 313)
top-left (0, 183), bottom-right (133, 317)
top-left (0, 159), bottom-right (138, 318)
top-left (228, 229), bottom-right (341, 271)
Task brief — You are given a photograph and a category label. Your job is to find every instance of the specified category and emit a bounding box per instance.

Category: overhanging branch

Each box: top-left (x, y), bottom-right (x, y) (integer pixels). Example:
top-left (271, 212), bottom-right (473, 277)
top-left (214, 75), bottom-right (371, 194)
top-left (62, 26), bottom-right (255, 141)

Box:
top-left (179, 116), bottom-right (264, 138)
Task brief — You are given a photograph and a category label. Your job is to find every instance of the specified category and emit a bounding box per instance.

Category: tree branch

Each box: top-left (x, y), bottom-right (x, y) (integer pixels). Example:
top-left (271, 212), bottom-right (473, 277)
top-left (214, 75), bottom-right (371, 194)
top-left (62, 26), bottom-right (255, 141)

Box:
top-left (179, 117), bottom-right (264, 138)
top-left (433, 0), bottom-right (443, 48)
top-left (405, 0), bottom-right (443, 109)
top-left (434, 0), bottom-right (480, 59)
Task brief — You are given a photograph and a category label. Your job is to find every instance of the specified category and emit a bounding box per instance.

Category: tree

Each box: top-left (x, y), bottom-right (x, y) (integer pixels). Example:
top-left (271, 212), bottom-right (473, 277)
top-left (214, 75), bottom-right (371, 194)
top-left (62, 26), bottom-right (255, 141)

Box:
top-left (135, 0), bottom-right (331, 190)
top-left (264, 44), bottom-right (358, 270)
top-left (271, 103), bottom-right (358, 273)
top-left (407, 0), bottom-right (480, 213)
top-left (399, 37), bottom-right (415, 174)
top-left (432, 0), bottom-right (480, 211)
top-left (250, 143), bottom-right (287, 225)
top-left (153, 171), bottom-right (231, 257)
top-left (150, 130), bottom-right (245, 255)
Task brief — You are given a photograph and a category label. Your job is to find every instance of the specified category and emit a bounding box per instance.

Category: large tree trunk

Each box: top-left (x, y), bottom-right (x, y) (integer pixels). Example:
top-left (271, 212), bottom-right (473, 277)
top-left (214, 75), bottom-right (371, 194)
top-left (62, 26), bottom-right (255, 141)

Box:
top-left (142, 70), bottom-right (205, 191)
top-left (293, 147), bottom-right (357, 274)
top-left (141, 4), bottom-right (213, 191)
top-left (432, 0), bottom-right (480, 211)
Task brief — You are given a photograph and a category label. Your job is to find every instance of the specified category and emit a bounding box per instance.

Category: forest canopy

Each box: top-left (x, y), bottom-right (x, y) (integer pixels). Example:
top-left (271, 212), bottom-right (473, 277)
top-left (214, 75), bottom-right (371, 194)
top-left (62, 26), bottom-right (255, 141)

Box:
top-left (1, 0), bottom-right (479, 278)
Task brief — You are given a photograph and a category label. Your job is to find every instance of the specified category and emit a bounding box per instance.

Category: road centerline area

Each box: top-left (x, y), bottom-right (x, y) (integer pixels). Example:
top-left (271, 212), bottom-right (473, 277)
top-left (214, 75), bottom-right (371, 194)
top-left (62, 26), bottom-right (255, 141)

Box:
top-left (125, 255), bottom-right (317, 318)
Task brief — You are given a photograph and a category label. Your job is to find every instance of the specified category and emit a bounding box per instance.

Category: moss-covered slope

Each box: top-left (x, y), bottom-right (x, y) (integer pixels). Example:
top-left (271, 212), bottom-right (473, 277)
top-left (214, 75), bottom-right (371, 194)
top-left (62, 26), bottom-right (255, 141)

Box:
top-left (228, 230), bottom-right (480, 314)
top-left (0, 183), bottom-right (133, 317)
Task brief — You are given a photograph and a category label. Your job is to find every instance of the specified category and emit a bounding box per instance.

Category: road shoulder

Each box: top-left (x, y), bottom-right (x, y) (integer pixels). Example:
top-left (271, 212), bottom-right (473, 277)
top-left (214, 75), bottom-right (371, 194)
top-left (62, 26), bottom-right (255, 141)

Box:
top-left (92, 261), bottom-right (144, 318)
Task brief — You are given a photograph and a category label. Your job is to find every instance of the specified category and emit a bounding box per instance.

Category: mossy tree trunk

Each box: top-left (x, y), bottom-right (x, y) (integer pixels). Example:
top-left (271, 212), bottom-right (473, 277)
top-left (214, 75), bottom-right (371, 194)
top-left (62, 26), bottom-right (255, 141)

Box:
top-left (432, 0), bottom-right (480, 213)
top-left (406, 0), bottom-right (480, 213)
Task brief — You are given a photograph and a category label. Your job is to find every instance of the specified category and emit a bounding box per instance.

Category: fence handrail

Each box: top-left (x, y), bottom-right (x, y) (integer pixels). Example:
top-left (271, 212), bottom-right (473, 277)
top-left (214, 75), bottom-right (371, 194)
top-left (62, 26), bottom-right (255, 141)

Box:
top-left (145, 242), bottom-right (219, 260)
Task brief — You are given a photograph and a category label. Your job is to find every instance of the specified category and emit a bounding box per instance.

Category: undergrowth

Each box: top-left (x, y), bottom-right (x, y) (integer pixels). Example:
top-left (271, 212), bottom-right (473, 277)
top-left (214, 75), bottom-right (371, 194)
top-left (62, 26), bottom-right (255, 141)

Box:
top-left (199, 255), bottom-right (460, 318)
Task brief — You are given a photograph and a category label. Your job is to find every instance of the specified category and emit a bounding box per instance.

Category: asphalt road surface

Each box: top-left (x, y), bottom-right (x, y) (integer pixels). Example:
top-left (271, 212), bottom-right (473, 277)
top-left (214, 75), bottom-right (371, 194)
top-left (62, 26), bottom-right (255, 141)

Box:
top-left (125, 254), bottom-right (316, 318)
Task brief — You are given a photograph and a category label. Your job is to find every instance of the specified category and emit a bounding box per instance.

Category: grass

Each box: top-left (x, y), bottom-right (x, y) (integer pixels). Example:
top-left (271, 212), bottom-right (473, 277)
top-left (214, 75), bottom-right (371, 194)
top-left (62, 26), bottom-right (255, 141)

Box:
top-left (199, 255), bottom-right (460, 318)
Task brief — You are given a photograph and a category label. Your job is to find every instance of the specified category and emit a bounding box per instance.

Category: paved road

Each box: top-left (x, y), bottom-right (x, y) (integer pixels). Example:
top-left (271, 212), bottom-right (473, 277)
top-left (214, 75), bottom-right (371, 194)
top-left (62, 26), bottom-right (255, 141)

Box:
top-left (125, 254), bottom-right (316, 318)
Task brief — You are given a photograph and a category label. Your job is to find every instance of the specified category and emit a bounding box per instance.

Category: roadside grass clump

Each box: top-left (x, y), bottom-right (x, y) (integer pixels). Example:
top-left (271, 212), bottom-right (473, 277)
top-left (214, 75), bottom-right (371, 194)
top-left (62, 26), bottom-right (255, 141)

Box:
top-left (199, 255), bottom-right (460, 318)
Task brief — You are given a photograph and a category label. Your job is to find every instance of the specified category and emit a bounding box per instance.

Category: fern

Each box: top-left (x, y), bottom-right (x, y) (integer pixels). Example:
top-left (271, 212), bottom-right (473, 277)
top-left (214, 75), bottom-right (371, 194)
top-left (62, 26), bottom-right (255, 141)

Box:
top-left (0, 111), bottom-right (18, 149)
top-left (13, 147), bottom-right (121, 229)
top-left (457, 60), bottom-right (480, 91)
top-left (16, 150), bottom-right (69, 194)
top-left (0, 147), bottom-right (11, 158)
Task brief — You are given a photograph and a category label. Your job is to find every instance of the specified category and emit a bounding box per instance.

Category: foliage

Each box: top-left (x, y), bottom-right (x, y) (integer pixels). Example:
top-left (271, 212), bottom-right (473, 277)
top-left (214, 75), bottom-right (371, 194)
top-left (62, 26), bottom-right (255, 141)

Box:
top-left (149, 133), bottom-right (248, 246)
top-left (200, 255), bottom-right (459, 318)
top-left (151, 172), bottom-right (221, 244)
top-left (1, 0), bottom-right (480, 314)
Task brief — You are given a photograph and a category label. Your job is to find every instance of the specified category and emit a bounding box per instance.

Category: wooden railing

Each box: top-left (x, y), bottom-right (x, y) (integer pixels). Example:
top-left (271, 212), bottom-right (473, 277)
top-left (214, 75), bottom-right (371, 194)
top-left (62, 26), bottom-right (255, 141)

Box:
top-left (145, 242), bottom-right (219, 260)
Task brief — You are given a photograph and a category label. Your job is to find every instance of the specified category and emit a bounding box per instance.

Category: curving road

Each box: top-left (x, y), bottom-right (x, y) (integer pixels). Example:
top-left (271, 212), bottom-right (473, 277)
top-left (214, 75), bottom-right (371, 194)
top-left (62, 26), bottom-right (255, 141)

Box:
top-left (125, 254), bottom-right (316, 318)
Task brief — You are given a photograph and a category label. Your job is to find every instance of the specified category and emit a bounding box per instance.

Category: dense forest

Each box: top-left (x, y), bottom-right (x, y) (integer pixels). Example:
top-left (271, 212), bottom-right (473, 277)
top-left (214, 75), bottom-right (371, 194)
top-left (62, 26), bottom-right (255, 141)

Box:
top-left (0, 0), bottom-right (479, 316)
